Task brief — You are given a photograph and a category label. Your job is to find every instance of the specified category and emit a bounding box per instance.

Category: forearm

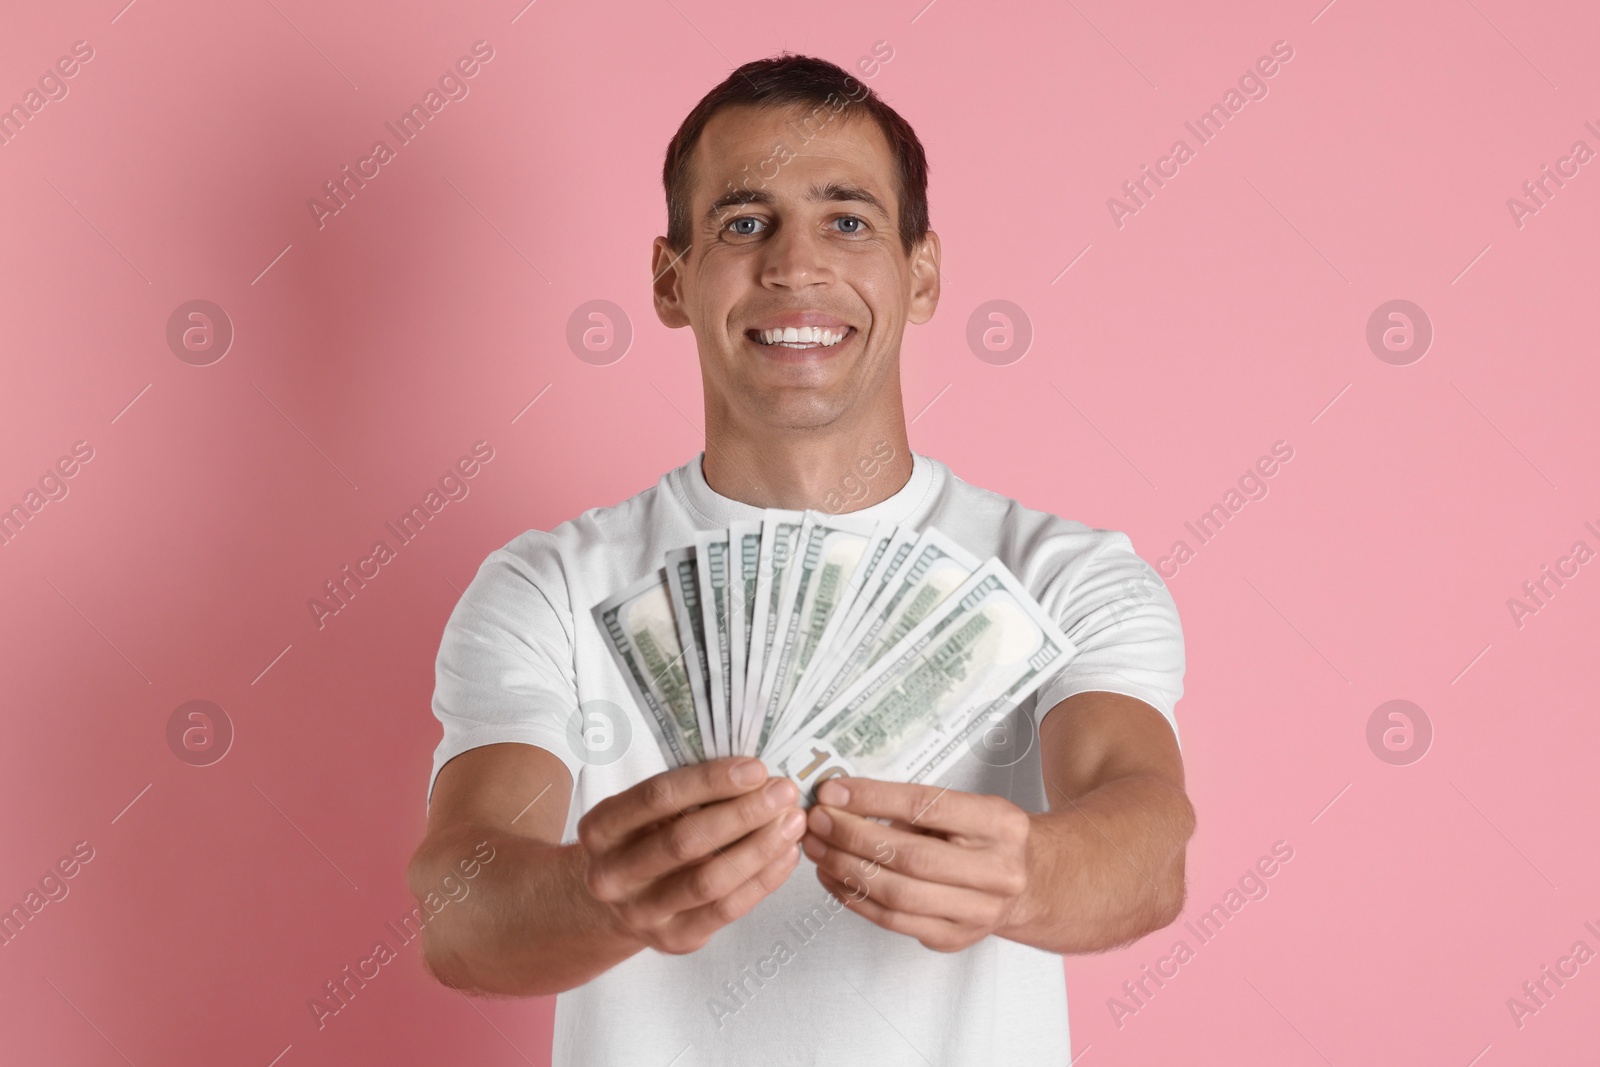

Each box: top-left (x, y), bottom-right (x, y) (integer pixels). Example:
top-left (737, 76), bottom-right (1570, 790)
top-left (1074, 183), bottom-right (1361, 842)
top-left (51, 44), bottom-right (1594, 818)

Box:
top-left (1000, 773), bottom-right (1194, 955)
top-left (408, 826), bottom-right (643, 996)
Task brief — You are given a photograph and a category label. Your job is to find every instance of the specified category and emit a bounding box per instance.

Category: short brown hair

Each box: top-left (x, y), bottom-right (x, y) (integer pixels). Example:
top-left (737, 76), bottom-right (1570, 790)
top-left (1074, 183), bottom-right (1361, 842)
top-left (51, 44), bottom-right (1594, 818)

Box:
top-left (661, 53), bottom-right (930, 258)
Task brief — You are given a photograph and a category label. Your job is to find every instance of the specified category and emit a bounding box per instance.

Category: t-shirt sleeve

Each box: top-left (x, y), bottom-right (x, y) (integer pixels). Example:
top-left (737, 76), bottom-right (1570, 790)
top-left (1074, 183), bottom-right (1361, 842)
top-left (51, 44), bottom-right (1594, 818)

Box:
top-left (1030, 531), bottom-right (1186, 749)
top-left (427, 538), bottom-right (584, 810)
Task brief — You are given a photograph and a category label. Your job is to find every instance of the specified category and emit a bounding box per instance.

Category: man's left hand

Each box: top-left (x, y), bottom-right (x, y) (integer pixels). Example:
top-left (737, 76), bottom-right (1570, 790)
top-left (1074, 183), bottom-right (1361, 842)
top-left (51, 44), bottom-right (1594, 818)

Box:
top-left (800, 777), bottom-right (1036, 953)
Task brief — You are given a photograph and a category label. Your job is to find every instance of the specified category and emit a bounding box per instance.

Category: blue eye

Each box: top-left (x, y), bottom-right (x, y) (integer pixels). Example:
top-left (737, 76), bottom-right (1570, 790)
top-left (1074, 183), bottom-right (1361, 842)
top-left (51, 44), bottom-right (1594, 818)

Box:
top-left (725, 215), bottom-right (869, 237)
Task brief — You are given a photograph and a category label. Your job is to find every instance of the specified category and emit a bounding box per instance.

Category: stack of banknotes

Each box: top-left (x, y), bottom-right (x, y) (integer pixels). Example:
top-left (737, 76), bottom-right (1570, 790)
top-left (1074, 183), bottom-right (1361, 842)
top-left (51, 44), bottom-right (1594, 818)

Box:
top-left (592, 510), bottom-right (1076, 796)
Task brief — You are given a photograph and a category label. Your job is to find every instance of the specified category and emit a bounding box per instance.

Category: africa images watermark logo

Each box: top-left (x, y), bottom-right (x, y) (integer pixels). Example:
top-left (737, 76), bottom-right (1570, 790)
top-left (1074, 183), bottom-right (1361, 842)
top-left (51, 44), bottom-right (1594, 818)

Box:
top-left (1504, 520), bottom-right (1599, 630)
top-left (1505, 120), bottom-right (1600, 231)
top-left (0, 840), bottom-right (96, 950)
top-left (306, 42), bottom-right (496, 230)
top-left (307, 840), bottom-right (495, 1030)
top-left (1504, 918), bottom-right (1600, 1031)
top-left (0, 39), bottom-right (95, 150)
top-left (1106, 40), bottom-right (1295, 229)
top-left (0, 439), bottom-right (95, 550)
top-left (1107, 840), bottom-right (1294, 1028)
top-left (1156, 440), bottom-right (1295, 579)
top-left (308, 441), bottom-right (495, 630)
top-left (706, 840), bottom-right (896, 1031)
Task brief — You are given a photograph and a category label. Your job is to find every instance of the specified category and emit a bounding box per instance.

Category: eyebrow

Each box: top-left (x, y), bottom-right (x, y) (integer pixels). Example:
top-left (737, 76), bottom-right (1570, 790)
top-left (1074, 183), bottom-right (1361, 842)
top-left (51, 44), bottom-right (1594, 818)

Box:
top-left (703, 180), bottom-right (891, 224)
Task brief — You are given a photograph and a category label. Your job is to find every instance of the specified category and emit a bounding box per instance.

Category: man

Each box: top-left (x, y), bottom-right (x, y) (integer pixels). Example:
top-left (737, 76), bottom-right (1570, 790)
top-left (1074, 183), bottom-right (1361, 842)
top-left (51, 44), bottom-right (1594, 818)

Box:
top-left (409, 53), bottom-right (1193, 1065)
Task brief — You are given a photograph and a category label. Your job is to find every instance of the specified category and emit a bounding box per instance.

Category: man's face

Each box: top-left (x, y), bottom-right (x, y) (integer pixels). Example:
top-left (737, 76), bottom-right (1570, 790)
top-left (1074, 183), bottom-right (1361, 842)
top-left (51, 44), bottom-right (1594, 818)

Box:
top-left (653, 103), bottom-right (939, 432)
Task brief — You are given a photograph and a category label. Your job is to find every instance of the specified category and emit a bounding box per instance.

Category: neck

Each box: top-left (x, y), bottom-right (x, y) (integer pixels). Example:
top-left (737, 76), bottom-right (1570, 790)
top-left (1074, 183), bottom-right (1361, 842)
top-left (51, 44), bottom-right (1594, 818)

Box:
top-left (700, 406), bottom-right (913, 515)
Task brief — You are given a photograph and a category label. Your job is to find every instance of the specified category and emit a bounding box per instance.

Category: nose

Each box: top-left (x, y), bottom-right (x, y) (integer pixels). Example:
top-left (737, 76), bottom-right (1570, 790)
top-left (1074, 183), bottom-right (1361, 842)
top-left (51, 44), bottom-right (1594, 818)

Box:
top-left (760, 221), bottom-right (833, 290)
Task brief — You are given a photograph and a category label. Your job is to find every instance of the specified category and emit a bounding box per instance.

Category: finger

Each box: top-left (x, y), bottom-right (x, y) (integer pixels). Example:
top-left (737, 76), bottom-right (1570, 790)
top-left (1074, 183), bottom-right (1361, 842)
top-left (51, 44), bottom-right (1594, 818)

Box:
top-left (603, 777), bottom-right (800, 890)
top-left (638, 807), bottom-right (807, 917)
top-left (806, 805), bottom-right (1024, 897)
top-left (886, 817), bottom-right (944, 839)
top-left (651, 842), bottom-right (803, 954)
top-left (805, 835), bottom-right (1004, 924)
top-left (580, 757), bottom-right (768, 853)
top-left (815, 870), bottom-right (974, 952)
top-left (814, 777), bottom-right (1026, 845)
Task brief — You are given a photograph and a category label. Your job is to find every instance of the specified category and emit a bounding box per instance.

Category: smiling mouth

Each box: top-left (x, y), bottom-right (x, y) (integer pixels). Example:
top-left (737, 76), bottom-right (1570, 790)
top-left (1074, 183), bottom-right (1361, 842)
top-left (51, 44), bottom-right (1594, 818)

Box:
top-left (745, 325), bottom-right (856, 350)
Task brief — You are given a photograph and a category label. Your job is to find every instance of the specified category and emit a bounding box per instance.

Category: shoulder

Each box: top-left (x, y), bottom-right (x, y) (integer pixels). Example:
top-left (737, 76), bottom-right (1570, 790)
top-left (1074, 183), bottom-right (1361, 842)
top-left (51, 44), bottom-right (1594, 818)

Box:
top-left (466, 466), bottom-right (689, 614)
top-left (925, 459), bottom-right (1147, 590)
top-left (923, 465), bottom-right (1187, 728)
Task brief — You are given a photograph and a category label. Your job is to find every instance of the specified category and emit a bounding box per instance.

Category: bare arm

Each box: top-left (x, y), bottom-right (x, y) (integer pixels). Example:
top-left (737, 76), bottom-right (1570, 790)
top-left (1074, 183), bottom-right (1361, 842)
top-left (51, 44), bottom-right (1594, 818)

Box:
top-left (406, 743), bottom-right (624, 995)
top-left (407, 742), bottom-right (807, 997)
top-left (1004, 689), bottom-right (1194, 953)
top-left (801, 690), bottom-right (1194, 955)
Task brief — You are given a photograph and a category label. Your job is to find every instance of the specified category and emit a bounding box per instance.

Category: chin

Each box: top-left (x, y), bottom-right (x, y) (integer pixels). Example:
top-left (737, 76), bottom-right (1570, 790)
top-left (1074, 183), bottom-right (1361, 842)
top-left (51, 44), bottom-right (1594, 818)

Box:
top-left (750, 392), bottom-right (847, 431)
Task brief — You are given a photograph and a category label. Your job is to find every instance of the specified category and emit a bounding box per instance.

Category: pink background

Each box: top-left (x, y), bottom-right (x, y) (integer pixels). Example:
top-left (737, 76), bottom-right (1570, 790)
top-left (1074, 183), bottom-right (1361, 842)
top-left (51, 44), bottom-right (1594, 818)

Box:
top-left (2, 0), bottom-right (1597, 1063)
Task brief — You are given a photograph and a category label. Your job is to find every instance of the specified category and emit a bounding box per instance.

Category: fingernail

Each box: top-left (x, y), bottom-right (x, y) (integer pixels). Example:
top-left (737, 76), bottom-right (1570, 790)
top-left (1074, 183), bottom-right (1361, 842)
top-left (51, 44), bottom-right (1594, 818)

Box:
top-left (817, 780), bottom-right (849, 806)
top-left (802, 834), bottom-right (827, 859)
top-left (780, 809), bottom-right (806, 838)
top-left (732, 760), bottom-right (765, 787)
top-left (766, 778), bottom-right (797, 807)
top-left (809, 806), bottom-right (833, 836)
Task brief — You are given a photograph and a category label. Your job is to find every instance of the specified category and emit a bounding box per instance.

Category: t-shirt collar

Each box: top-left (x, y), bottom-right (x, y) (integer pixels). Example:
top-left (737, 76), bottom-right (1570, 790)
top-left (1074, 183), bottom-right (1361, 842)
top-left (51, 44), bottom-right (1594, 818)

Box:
top-left (672, 447), bottom-right (940, 529)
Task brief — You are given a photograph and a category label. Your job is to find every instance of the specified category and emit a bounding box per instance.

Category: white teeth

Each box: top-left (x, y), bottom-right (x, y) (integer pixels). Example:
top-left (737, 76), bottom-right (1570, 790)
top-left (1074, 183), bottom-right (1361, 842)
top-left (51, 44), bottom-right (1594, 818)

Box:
top-left (755, 326), bottom-right (848, 347)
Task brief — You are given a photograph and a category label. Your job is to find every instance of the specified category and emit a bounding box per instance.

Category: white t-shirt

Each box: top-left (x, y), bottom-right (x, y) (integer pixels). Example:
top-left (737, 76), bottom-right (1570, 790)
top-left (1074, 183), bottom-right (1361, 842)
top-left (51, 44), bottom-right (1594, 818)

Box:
top-left (428, 450), bottom-right (1185, 1066)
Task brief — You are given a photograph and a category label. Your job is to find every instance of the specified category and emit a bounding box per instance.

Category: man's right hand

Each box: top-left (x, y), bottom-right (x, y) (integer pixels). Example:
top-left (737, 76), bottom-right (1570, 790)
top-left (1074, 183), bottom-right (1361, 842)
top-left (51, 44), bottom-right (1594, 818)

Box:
top-left (577, 757), bottom-right (806, 955)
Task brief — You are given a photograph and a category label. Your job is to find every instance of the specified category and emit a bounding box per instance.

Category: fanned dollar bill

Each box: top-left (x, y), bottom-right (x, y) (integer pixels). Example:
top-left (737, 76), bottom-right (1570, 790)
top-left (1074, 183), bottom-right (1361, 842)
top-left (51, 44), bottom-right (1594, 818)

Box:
top-left (593, 509), bottom-right (1081, 785)
top-left (749, 513), bottom-right (882, 755)
top-left (726, 519), bottom-right (762, 757)
top-left (692, 531), bottom-right (734, 760)
top-left (737, 510), bottom-right (806, 754)
top-left (665, 546), bottom-right (720, 758)
top-left (592, 567), bottom-right (706, 767)
top-left (784, 521), bottom-right (921, 719)
top-left (768, 558), bottom-right (1075, 798)
top-left (779, 526), bottom-right (981, 744)
top-left (772, 517), bottom-right (902, 740)
top-left (777, 521), bottom-right (927, 727)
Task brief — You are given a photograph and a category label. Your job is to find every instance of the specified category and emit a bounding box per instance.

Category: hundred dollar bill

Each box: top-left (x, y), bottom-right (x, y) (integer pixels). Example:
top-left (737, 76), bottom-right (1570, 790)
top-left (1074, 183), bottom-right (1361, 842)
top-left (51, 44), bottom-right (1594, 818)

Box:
top-left (783, 521), bottom-right (918, 728)
top-left (770, 558), bottom-right (1076, 797)
top-left (726, 519), bottom-right (762, 756)
top-left (763, 517), bottom-right (900, 753)
top-left (665, 547), bottom-right (720, 759)
top-left (592, 568), bottom-right (706, 767)
top-left (738, 510), bottom-right (806, 754)
top-left (692, 530), bottom-right (734, 759)
top-left (778, 526), bottom-right (981, 745)
top-left (750, 512), bottom-right (882, 755)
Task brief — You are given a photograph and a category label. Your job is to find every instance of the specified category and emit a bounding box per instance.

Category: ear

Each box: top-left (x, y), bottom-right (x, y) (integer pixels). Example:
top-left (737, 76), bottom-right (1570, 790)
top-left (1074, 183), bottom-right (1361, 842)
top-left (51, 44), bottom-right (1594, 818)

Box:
top-left (652, 236), bottom-right (691, 329)
top-left (905, 230), bottom-right (941, 326)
